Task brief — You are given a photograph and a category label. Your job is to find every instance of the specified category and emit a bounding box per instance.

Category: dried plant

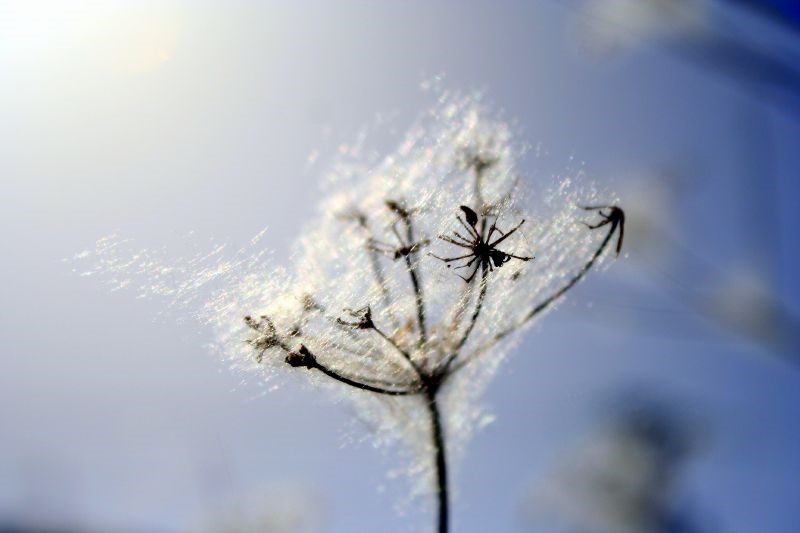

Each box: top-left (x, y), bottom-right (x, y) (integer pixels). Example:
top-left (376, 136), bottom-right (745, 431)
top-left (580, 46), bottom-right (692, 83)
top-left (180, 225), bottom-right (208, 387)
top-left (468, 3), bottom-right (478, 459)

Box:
top-left (74, 91), bottom-right (624, 532)
top-left (229, 94), bottom-right (625, 532)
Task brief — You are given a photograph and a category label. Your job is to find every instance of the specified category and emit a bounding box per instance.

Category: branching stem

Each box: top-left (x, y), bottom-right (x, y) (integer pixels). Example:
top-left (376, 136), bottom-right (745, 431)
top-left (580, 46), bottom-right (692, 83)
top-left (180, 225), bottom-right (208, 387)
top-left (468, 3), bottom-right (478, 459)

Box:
top-left (255, 202), bottom-right (624, 533)
top-left (314, 364), bottom-right (418, 396)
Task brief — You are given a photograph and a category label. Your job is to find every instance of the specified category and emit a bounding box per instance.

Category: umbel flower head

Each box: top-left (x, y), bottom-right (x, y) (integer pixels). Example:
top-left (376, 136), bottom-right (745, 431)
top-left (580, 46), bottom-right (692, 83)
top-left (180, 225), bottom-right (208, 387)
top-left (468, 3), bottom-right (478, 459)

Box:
top-left (216, 92), bottom-right (625, 532)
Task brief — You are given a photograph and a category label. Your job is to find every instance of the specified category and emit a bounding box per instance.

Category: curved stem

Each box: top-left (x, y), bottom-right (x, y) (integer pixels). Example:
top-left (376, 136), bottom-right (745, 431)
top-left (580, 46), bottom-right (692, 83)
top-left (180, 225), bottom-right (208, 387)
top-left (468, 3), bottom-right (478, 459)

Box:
top-left (442, 262), bottom-right (488, 373)
top-left (427, 392), bottom-right (449, 533)
top-left (449, 212), bottom-right (623, 375)
top-left (405, 253), bottom-right (428, 345)
top-left (277, 343), bottom-right (419, 396)
top-left (389, 206), bottom-right (428, 346)
top-left (518, 214), bottom-right (619, 324)
top-left (313, 363), bottom-right (419, 396)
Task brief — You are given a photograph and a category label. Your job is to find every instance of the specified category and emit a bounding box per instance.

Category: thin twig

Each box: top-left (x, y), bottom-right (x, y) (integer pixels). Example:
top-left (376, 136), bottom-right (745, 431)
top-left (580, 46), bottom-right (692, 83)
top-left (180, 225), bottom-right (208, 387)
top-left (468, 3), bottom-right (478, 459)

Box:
top-left (280, 343), bottom-right (420, 395)
top-left (389, 204), bottom-right (428, 346)
top-left (441, 263), bottom-right (489, 374)
top-left (449, 209), bottom-right (624, 375)
top-left (314, 364), bottom-right (420, 396)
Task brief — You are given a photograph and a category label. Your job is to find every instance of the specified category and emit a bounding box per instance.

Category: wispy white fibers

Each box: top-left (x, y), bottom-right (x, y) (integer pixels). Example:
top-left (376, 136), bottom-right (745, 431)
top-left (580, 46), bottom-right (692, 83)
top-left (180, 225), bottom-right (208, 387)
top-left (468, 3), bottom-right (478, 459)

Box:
top-left (71, 89), bottom-right (619, 513)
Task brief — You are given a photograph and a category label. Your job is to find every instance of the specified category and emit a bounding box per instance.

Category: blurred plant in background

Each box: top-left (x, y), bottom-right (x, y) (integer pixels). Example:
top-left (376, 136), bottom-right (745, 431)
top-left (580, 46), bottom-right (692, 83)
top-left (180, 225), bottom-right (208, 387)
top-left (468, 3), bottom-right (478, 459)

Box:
top-left (577, 0), bottom-right (800, 105)
top-left (579, 0), bottom-right (712, 54)
top-left (199, 482), bottom-right (322, 533)
top-left (525, 393), bottom-right (711, 533)
top-left (567, 0), bottom-right (800, 363)
top-left (572, 164), bottom-right (800, 361)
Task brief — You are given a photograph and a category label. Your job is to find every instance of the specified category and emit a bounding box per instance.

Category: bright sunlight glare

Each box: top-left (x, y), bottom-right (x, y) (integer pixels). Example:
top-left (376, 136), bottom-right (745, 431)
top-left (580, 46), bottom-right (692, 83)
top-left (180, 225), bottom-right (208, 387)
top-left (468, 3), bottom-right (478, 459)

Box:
top-left (0, 2), bottom-right (178, 74)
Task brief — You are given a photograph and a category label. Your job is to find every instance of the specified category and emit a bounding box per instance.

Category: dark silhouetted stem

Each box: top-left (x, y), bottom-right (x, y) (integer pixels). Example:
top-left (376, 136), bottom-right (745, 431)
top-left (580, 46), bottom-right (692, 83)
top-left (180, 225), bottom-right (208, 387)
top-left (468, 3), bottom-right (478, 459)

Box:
top-left (405, 254), bottom-right (427, 344)
top-left (399, 213), bottom-right (428, 346)
top-left (314, 364), bottom-right (418, 396)
top-left (519, 214), bottom-right (619, 324)
top-left (442, 263), bottom-right (488, 373)
top-left (427, 392), bottom-right (449, 533)
top-left (279, 343), bottom-right (419, 396)
top-left (449, 210), bottom-right (624, 375)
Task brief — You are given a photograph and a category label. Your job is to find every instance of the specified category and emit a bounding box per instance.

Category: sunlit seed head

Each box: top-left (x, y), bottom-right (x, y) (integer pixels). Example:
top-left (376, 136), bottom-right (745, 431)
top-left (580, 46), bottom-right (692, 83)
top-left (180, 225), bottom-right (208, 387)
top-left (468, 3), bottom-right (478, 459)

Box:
top-left (72, 89), bottom-right (616, 502)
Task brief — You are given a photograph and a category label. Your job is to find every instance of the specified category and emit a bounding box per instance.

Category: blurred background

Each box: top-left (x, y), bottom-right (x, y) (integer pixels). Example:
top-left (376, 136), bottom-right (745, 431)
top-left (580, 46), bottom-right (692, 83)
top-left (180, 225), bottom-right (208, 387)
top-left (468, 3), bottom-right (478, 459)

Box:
top-left (1, 1), bottom-right (798, 531)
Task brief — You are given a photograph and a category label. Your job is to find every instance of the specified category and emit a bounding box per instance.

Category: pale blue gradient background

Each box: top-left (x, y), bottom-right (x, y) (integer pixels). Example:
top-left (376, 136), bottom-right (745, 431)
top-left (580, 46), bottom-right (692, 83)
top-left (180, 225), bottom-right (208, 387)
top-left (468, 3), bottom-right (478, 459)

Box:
top-left (1, 1), bottom-right (799, 532)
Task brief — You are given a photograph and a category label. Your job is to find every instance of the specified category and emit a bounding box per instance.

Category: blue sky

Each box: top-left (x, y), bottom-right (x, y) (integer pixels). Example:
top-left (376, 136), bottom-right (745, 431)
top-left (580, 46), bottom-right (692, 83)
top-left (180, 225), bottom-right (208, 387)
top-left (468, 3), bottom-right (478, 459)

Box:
top-left (1, 2), bottom-right (798, 532)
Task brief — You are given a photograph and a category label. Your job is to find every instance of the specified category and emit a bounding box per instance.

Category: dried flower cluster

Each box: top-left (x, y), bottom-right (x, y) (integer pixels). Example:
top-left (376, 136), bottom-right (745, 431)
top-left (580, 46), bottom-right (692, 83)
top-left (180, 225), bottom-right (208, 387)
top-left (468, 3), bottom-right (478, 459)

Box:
top-left (225, 93), bottom-right (624, 532)
top-left (75, 91), bottom-right (624, 533)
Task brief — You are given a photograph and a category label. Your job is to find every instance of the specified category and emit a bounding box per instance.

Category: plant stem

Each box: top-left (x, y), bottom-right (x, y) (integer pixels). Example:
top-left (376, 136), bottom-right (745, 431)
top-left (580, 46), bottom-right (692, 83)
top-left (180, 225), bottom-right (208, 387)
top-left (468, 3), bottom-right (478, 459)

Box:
top-left (427, 391), bottom-right (449, 533)
top-left (442, 263), bottom-right (488, 373)
top-left (405, 253), bottom-right (428, 344)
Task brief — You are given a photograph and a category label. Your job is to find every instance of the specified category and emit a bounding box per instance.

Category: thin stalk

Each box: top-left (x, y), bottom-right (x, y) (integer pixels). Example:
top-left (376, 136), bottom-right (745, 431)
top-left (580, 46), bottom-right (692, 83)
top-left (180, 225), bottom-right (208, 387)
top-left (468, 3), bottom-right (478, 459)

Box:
top-left (314, 364), bottom-right (418, 396)
top-left (519, 212), bottom-right (619, 323)
top-left (278, 343), bottom-right (419, 396)
top-left (400, 215), bottom-right (428, 345)
top-left (427, 391), bottom-right (449, 533)
top-left (448, 210), bottom-right (624, 374)
top-left (388, 210), bottom-right (428, 345)
top-left (405, 254), bottom-right (427, 344)
top-left (441, 263), bottom-right (489, 373)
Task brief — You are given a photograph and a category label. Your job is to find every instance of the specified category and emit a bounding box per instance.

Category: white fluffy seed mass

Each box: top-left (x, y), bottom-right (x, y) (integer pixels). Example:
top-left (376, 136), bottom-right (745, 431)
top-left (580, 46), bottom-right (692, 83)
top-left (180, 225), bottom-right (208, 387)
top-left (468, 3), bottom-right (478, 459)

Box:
top-left (74, 91), bottom-right (613, 503)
